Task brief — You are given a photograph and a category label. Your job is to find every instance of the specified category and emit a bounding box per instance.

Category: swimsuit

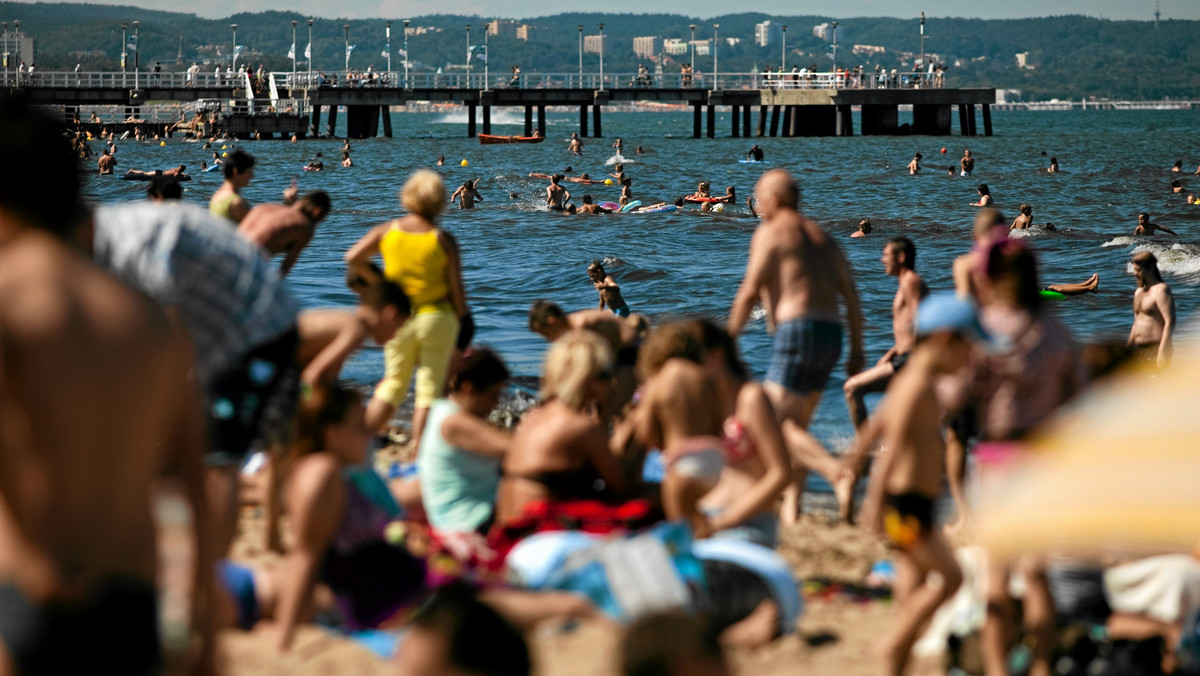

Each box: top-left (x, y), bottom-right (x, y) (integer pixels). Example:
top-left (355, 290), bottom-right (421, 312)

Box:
top-left (662, 436), bottom-right (728, 485)
top-left (889, 351), bottom-right (910, 373)
top-left (209, 191), bottom-right (241, 222)
top-left (0, 577), bottom-right (161, 676)
top-left (206, 327), bottom-right (300, 466)
top-left (882, 491), bottom-right (936, 550)
top-left (610, 302), bottom-right (631, 318)
top-left (765, 318), bottom-right (843, 396)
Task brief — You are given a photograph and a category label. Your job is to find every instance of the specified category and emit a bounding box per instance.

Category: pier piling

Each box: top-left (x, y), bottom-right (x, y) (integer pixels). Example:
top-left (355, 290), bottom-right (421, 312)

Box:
top-left (537, 105), bottom-right (546, 136)
top-left (693, 104), bottom-right (702, 139)
top-left (523, 106), bottom-right (532, 136)
top-left (467, 104), bottom-right (476, 138)
top-left (592, 105), bottom-right (602, 137)
top-left (579, 105), bottom-right (588, 137)
top-left (706, 105), bottom-right (715, 139)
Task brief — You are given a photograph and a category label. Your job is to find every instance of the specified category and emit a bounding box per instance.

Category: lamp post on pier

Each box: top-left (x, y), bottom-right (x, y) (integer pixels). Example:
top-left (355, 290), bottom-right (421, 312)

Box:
top-left (120, 22), bottom-right (126, 78)
top-left (831, 21), bottom-right (838, 77)
top-left (230, 23), bottom-right (237, 74)
top-left (343, 24), bottom-right (350, 72)
top-left (598, 23), bottom-right (604, 91)
top-left (132, 20), bottom-right (139, 89)
top-left (577, 25), bottom-right (583, 88)
top-left (713, 23), bottom-right (719, 89)
top-left (307, 19), bottom-right (313, 86)
top-left (2, 22), bottom-right (8, 86)
top-left (291, 20), bottom-right (297, 87)
top-left (464, 24), bottom-right (471, 85)
top-left (386, 21), bottom-right (392, 78)
top-left (689, 24), bottom-right (695, 76)
top-left (403, 19), bottom-right (410, 87)
top-left (781, 24), bottom-right (787, 71)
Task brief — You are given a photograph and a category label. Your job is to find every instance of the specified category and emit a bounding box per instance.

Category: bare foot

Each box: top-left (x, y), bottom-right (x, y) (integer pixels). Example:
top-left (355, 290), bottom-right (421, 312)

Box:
top-left (719, 600), bottom-right (779, 650)
top-left (834, 470), bottom-right (857, 523)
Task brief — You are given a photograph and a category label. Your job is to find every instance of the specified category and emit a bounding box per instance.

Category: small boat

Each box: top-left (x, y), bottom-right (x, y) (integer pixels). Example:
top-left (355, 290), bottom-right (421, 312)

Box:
top-left (478, 134), bottom-right (545, 145)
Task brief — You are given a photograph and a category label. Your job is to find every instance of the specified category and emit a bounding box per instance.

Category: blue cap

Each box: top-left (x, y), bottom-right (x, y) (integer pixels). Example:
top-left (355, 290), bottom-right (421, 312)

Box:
top-left (914, 293), bottom-right (994, 345)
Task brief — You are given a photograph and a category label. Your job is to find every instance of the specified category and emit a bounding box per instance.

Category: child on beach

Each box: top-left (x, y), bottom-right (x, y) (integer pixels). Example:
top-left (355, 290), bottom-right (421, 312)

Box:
top-left (854, 293), bottom-right (980, 675)
top-left (588, 260), bottom-right (631, 317)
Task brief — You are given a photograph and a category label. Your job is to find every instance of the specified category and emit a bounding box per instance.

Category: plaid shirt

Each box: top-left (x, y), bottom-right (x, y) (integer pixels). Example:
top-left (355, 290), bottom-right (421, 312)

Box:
top-left (93, 201), bottom-right (299, 385)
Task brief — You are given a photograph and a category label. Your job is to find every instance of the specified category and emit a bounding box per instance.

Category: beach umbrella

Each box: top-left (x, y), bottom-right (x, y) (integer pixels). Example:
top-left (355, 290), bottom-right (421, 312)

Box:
top-left (976, 349), bottom-right (1200, 558)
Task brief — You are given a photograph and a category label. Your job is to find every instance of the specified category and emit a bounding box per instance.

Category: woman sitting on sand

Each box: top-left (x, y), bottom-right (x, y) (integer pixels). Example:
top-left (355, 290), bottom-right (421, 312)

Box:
top-left (621, 321), bottom-right (791, 547)
top-left (418, 348), bottom-right (512, 535)
top-left (972, 183), bottom-right (993, 207)
top-left (494, 331), bottom-right (631, 526)
top-left (222, 384), bottom-right (598, 648)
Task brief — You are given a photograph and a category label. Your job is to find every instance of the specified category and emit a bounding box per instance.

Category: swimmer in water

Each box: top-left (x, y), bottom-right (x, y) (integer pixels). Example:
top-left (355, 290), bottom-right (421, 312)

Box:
top-left (611, 138), bottom-right (623, 152)
top-left (851, 218), bottom-right (872, 239)
top-left (609, 164), bottom-right (625, 183)
top-left (565, 173), bottom-right (606, 185)
top-left (619, 177), bottom-right (633, 205)
top-left (97, 147), bottom-right (117, 175)
top-left (1171, 179), bottom-right (1184, 194)
top-left (436, 154), bottom-right (445, 166)
top-left (306, 153), bottom-right (325, 171)
top-left (568, 133), bottom-right (583, 155)
top-left (636, 145), bottom-right (645, 155)
top-left (450, 178), bottom-right (484, 210)
top-left (578, 194), bottom-right (612, 214)
top-left (1134, 211), bottom-right (1177, 237)
top-left (972, 184), bottom-right (992, 207)
top-left (746, 144), bottom-right (764, 162)
top-left (1048, 156), bottom-right (1060, 173)
top-left (907, 152), bottom-right (922, 175)
top-left (687, 181), bottom-right (712, 200)
top-left (947, 166), bottom-right (956, 176)
top-left (587, 260), bottom-right (630, 317)
top-left (1010, 203), bottom-right (1033, 230)
top-left (960, 149), bottom-right (975, 175)
top-left (546, 174), bottom-right (570, 211)
top-left (340, 151), bottom-right (353, 168)
top-left (718, 186), bottom-right (737, 204)
top-left (1170, 160), bottom-right (1182, 173)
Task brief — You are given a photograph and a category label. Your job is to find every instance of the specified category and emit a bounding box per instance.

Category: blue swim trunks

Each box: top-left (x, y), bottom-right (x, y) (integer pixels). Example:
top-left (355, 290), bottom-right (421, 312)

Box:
top-left (611, 303), bottom-right (631, 318)
top-left (765, 318), bottom-right (843, 395)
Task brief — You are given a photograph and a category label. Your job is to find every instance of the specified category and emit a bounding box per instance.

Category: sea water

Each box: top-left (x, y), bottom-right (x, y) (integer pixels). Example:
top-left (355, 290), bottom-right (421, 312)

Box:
top-left (83, 108), bottom-right (1200, 461)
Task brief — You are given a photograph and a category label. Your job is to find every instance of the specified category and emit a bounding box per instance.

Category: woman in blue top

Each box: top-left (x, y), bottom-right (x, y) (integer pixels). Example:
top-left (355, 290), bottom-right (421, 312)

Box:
top-left (418, 348), bottom-right (512, 534)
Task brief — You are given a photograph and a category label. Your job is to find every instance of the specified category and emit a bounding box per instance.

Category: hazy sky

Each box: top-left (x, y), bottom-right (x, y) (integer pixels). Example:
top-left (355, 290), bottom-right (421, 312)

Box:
top-left (26, 0), bottom-right (1200, 21)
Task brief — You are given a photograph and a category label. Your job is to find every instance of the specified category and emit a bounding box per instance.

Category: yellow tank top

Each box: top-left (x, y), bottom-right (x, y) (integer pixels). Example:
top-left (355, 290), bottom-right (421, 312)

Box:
top-left (379, 223), bottom-right (450, 310)
top-left (209, 191), bottom-right (239, 222)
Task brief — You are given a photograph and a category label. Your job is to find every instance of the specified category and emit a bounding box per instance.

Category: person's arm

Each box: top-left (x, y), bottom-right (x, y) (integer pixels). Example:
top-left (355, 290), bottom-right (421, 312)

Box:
top-left (1158, 224), bottom-right (1178, 236)
top-left (297, 311), bottom-right (367, 386)
top-left (563, 188), bottom-right (571, 203)
top-left (275, 456), bottom-right (346, 651)
top-left (708, 386), bottom-right (791, 531)
top-left (438, 230), bottom-right (469, 318)
top-left (344, 223), bottom-right (387, 277)
top-left (1155, 287), bottom-right (1175, 366)
top-left (450, 187), bottom-right (464, 202)
top-left (440, 411), bottom-right (510, 458)
top-left (580, 420), bottom-right (631, 495)
top-left (277, 225), bottom-right (314, 277)
top-left (727, 229), bottom-right (770, 338)
top-left (832, 244), bottom-right (866, 375)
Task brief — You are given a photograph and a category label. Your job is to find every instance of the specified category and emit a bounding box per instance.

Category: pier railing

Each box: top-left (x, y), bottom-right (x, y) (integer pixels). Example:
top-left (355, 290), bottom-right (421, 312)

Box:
top-left (8, 69), bottom-right (942, 92)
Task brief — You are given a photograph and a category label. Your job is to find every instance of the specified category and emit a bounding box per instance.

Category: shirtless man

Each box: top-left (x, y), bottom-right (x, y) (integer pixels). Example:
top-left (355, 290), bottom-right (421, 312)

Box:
top-left (546, 174), bottom-right (570, 211)
top-left (854, 294), bottom-right (972, 675)
top-left (728, 170), bottom-right (864, 523)
top-left (960, 149), bottom-right (975, 175)
top-left (953, 208), bottom-right (1007, 300)
top-left (210, 149), bottom-right (256, 224)
top-left (293, 276), bottom-right (411, 387)
top-left (907, 152), bottom-right (922, 175)
top-left (1127, 251), bottom-right (1175, 368)
top-left (565, 173), bottom-right (606, 185)
top-left (450, 179), bottom-right (484, 210)
top-left (124, 165), bottom-right (188, 180)
top-left (568, 133), bottom-right (584, 155)
top-left (97, 147), bottom-right (117, 174)
top-left (0, 101), bottom-right (212, 675)
top-left (1010, 203), bottom-right (1033, 231)
top-left (1134, 211), bottom-right (1177, 236)
top-left (587, 260), bottom-right (630, 317)
top-left (236, 191), bottom-right (331, 276)
top-left (578, 195), bottom-right (612, 214)
top-left (851, 218), bottom-right (872, 239)
top-left (340, 151), bottom-right (353, 167)
top-left (843, 237), bottom-right (929, 429)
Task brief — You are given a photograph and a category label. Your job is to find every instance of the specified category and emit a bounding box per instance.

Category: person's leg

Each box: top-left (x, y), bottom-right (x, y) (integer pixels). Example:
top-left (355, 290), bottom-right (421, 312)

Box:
top-left (843, 360), bottom-right (895, 428)
top-left (1018, 556), bottom-right (1055, 676)
top-left (410, 311), bottom-right (460, 445)
top-left (766, 385), bottom-right (825, 525)
top-left (718, 599), bottom-right (779, 649)
top-left (479, 588), bottom-right (606, 631)
top-left (943, 425), bottom-right (970, 534)
top-left (367, 318), bottom-right (419, 433)
top-left (981, 555), bottom-right (1014, 676)
top-left (1046, 274), bottom-right (1099, 295)
top-left (878, 536), bottom-right (962, 676)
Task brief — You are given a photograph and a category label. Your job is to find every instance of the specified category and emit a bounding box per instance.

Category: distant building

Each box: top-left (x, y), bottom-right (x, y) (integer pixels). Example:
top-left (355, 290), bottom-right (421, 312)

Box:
top-left (486, 20), bottom-right (515, 37)
top-left (405, 26), bottom-right (439, 37)
top-left (813, 23), bottom-right (831, 41)
top-left (996, 89), bottom-right (1022, 104)
top-left (755, 20), bottom-right (781, 47)
top-left (725, 37), bottom-right (741, 47)
top-left (584, 35), bottom-right (607, 54)
top-left (1015, 52), bottom-right (1031, 69)
top-left (5, 32), bottom-right (35, 64)
top-left (633, 36), bottom-right (662, 58)
top-left (690, 39), bottom-right (711, 57)
top-left (515, 24), bottom-right (530, 41)
top-left (663, 38), bottom-right (688, 55)
top-left (853, 44), bottom-right (885, 56)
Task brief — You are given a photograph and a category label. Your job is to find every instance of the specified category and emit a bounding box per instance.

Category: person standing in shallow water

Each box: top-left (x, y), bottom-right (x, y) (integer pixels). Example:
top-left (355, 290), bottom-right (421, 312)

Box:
top-left (960, 149), bottom-right (975, 175)
top-left (588, 260), bottom-right (630, 317)
top-left (1127, 251), bottom-right (1175, 368)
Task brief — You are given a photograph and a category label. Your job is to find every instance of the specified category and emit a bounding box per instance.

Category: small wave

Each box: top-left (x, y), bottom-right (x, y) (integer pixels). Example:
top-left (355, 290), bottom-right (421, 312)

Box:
top-left (1102, 236), bottom-right (1139, 248)
top-left (750, 305), bottom-right (766, 321)
top-left (1126, 242), bottom-right (1200, 279)
top-left (605, 152), bottom-right (636, 166)
top-left (1009, 229), bottom-right (1039, 239)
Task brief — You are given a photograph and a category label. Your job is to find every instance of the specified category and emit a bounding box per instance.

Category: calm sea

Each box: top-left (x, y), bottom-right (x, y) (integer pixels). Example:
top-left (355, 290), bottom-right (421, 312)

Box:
top-left (83, 108), bottom-right (1200, 457)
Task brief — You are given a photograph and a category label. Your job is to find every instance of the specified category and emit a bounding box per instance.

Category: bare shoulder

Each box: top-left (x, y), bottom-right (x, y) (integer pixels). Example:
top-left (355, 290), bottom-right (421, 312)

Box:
top-left (288, 452), bottom-right (344, 502)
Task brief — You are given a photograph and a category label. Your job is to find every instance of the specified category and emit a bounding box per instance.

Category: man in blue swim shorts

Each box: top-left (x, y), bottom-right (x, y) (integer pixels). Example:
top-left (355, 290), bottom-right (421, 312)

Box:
top-left (728, 169), bottom-right (864, 523)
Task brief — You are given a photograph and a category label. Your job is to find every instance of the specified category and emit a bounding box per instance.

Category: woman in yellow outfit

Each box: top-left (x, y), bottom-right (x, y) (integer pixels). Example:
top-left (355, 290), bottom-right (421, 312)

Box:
top-left (346, 170), bottom-right (471, 444)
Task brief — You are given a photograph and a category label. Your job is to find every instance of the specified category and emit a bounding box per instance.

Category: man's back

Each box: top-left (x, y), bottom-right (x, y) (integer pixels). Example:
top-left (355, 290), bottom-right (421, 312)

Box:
top-left (238, 202), bottom-right (310, 254)
top-left (0, 232), bottom-right (195, 586)
top-left (762, 210), bottom-right (851, 324)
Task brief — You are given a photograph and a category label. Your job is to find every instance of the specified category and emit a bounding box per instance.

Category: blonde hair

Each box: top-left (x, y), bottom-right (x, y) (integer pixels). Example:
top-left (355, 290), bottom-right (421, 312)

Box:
top-left (540, 331), bottom-right (613, 411)
top-left (400, 169), bottom-right (446, 220)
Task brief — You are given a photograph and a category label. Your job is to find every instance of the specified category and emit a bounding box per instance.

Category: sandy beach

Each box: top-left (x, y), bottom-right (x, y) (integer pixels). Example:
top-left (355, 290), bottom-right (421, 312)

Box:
top-left (213, 499), bottom-right (944, 676)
